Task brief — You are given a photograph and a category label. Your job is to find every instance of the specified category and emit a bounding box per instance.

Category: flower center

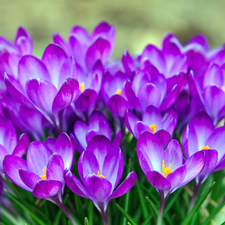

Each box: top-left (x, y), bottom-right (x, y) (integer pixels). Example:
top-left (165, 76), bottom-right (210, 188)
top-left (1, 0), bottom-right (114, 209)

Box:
top-left (222, 87), bottom-right (225, 93)
top-left (93, 171), bottom-right (105, 178)
top-left (149, 124), bottom-right (157, 134)
top-left (116, 89), bottom-right (122, 95)
top-left (201, 145), bottom-right (210, 150)
top-left (79, 82), bottom-right (85, 93)
top-left (40, 167), bottom-right (47, 180)
top-left (162, 160), bottom-right (172, 178)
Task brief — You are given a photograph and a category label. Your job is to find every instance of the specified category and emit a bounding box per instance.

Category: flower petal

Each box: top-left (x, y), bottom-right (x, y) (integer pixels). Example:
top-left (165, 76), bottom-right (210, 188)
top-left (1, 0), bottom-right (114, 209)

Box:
top-left (19, 169), bottom-right (41, 190)
top-left (12, 133), bottom-right (29, 157)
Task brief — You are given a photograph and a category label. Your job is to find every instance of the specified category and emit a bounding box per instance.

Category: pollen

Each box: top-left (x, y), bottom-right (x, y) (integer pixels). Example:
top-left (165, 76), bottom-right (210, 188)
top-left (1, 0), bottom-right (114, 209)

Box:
top-left (201, 145), bottom-right (210, 150)
top-left (40, 167), bottom-right (47, 180)
top-left (149, 124), bottom-right (157, 134)
top-left (222, 87), bottom-right (225, 93)
top-left (79, 82), bottom-right (85, 93)
top-left (162, 160), bottom-right (172, 178)
top-left (93, 171), bottom-right (105, 178)
top-left (116, 89), bottom-right (122, 95)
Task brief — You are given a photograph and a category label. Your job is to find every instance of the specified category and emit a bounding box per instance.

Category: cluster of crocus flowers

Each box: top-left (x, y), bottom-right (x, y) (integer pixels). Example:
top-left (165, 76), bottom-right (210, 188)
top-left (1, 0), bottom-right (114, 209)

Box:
top-left (0, 22), bottom-right (225, 225)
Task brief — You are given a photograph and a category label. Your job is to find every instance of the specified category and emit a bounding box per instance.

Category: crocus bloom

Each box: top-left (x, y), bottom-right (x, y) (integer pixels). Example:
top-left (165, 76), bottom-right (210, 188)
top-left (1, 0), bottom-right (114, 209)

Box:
top-left (182, 110), bottom-right (225, 185)
top-left (53, 21), bottom-right (115, 72)
top-left (137, 131), bottom-right (205, 199)
top-left (125, 106), bottom-right (178, 146)
top-left (73, 109), bottom-right (122, 152)
top-left (4, 43), bottom-right (79, 131)
top-left (65, 135), bottom-right (137, 224)
top-left (3, 132), bottom-right (74, 200)
top-left (0, 117), bottom-right (29, 177)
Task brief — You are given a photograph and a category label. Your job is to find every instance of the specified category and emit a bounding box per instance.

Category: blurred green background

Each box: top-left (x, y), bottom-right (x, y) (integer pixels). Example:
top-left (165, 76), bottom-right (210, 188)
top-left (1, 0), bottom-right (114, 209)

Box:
top-left (0, 0), bottom-right (225, 58)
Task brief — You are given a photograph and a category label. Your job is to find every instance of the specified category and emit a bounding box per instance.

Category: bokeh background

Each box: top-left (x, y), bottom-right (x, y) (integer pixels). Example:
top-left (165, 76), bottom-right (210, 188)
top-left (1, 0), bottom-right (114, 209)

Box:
top-left (1, 0), bottom-right (225, 58)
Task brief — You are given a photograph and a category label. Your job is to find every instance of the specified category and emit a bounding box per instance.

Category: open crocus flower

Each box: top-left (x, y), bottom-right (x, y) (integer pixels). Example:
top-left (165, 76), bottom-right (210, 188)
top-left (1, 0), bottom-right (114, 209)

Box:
top-left (73, 109), bottom-right (122, 152)
top-left (65, 135), bottom-right (137, 225)
top-left (125, 106), bottom-right (178, 146)
top-left (0, 116), bottom-right (29, 177)
top-left (53, 21), bottom-right (115, 72)
top-left (182, 111), bottom-right (225, 185)
top-left (137, 131), bottom-right (204, 198)
top-left (4, 43), bottom-right (79, 132)
top-left (3, 132), bottom-right (74, 199)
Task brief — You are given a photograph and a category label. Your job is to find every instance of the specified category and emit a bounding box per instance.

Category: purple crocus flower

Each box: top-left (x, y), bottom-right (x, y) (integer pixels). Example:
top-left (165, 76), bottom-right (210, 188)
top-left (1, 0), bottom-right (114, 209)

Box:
top-left (65, 135), bottom-right (137, 225)
top-left (53, 21), bottom-right (115, 72)
top-left (125, 106), bottom-right (178, 146)
top-left (4, 43), bottom-right (79, 132)
top-left (137, 131), bottom-right (205, 224)
top-left (0, 117), bottom-right (29, 177)
top-left (3, 132), bottom-right (77, 224)
top-left (182, 111), bottom-right (225, 185)
top-left (73, 109), bottom-right (122, 152)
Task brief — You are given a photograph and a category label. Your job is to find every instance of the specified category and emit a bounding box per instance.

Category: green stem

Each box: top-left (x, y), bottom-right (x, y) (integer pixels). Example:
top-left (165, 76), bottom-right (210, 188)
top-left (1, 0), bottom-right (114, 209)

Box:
top-left (157, 196), bottom-right (166, 225)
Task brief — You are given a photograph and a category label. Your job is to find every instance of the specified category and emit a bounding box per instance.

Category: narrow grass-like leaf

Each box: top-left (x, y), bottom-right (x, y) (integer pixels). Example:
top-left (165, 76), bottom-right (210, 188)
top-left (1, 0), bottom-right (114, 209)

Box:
top-left (87, 201), bottom-right (94, 225)
top-left (74, 195), bottom-right (84, 221)
top-left (116, 204), bottom-right (138, 225)
top-left (53, 208), bottom-right (63, 225)
top-left (181, 182), bottom-right (215, 225)
top-left (84, 217), bottom-right (89, 225)
top-left (201, 199), bottom-right (225, 225)
top-left (146, 197), bottom-right (157, 219)
top-left (5, 190), bottom-right (46, 225)
top-left (141, 215), bottom-right (152, 225)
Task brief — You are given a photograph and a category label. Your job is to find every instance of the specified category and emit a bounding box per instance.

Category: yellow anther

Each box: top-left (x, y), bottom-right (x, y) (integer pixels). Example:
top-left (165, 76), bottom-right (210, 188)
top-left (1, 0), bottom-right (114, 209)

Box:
top-left (149, 124), bottom-right (157, 134)
top-left (222, 87), bottom-right (225, 93)
top-left (79, 82), bottom-right (85, 93)
top-left (201, 145), bottom-right (210, 150)
top-left (116, 89), bottom-right (122, 95)
top-left (93, 171), bottom-right (105, 178)
top-left (40, 167), bottom-right (47, 180)
top-left (162, 160), bottom-right (172, 178)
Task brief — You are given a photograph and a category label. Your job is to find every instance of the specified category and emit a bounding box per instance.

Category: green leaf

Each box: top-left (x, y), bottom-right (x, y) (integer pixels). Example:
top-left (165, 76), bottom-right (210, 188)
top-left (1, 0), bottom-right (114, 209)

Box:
top-left (74, 195), bottom-right (84, 221)
top-left (87, 201), bottom-right (94, 225)
top-left (53, 208), bottom-right (63, 225)
top-left (116, 204), bottom-right (138, 225)
top-left (84, 217), bottom-right (89, 225)
top-left (146, 197), bottom-right (157, 219)
top-left (181, 182), bottom-right (215, 225)
top-left (5, 190), bottom-right (46, 225)
top-left (141, 215), bottom-right (152, 225)
top-left (201, 199), bottom-right (225, 225)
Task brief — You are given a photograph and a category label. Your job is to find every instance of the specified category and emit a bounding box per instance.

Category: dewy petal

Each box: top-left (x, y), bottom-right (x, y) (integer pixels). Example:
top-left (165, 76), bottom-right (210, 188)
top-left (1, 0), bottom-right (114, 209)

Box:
top-left (52, 77), bottom-right (79, 114)
top-left (42, 44), bottom-right (68, 87)
top-left (26, 79), bottom-right (58, 115)
top-left (33, 180), bottom-right (62, 199)
top-left (18, 55), bottom-right (51, 88)
top-left (163, 140), bottom-right (183, 172)
top-left (137, 131), bottom-right (164, 173)
top-left (19, 169), bottom-right (41, 190)
top-left (146, 171), bottom-right (171, 191)
top-left (27, 141), bottom-right (52, 175)
top-left (65, 170), bottom-right (88, 198)
top-left (53, 133), bottom-right (74, 170)
top-left (3, 155), bottom-right (31, 191)
top-left (46, 153), bottom-right (64, 181)
top-left (79, 150), bottom-right (99, 183)
top-left (109, 171), bottom-right (137, 199)
top-left (83, 175), bottom-right (112, 201)
top-left (12, 133), bottom-right (29, 157)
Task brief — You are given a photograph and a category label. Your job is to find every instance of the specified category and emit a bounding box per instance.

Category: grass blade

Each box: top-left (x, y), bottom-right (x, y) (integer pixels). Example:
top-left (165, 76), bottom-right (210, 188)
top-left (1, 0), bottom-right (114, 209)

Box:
top-left (116, 204), bottom-right (138, 225)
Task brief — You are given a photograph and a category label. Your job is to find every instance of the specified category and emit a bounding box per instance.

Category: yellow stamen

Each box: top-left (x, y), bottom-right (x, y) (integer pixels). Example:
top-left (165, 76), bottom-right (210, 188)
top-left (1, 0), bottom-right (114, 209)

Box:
top-left (162, 160), bottom-right (172, 178)
top-left (40, 167), bottom-right (47, 180)
top-left (116, 89), bottom-right (122, 95)
top-left (79, 82), bottom-right (85, 93)
top-left (222, 87), bottom-right (225, 93)
top-left (149, 124), bottom-right (157, 134)
top-left (93, 171), bottom-right (105, 178)
top-left (201, 145), bottom-right (210, 150)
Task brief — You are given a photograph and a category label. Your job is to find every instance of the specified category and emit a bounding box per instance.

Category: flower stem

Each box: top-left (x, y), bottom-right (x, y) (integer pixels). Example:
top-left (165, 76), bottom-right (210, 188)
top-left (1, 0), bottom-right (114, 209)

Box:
top-left (101, 211), bottom-right (109, 225)
top-left (189, 182), bottom-right (201, 212)
top-left (157, 196), bottom-right (166, 225)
